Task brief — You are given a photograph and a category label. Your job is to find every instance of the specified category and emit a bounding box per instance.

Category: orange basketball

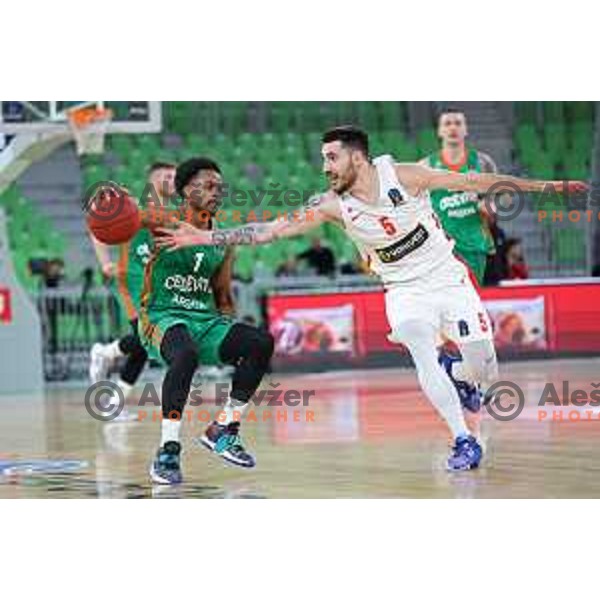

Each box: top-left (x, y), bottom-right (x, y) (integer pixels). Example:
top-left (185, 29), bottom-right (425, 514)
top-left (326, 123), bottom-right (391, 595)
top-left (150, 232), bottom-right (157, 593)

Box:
top-left (86, 184), bottom-right (141, 245)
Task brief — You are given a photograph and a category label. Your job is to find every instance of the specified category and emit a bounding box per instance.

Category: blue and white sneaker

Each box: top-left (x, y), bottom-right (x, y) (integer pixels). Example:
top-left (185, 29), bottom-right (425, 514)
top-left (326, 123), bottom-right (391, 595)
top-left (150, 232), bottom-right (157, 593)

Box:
top-left (149, 441), bottom-right (183, 485)
top-left (438, 349), bottom-right (482, 413)
top-left (447, 435), bottom-right (483, 471)
top-left (200, 421), bottom-right (256, 468)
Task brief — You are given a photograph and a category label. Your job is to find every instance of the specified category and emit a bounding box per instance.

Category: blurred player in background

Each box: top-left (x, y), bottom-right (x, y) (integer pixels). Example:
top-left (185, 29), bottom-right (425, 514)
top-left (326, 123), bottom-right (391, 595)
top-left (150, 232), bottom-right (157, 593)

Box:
top-left (140, 157), bottom-right (274, 485)
top-left (421, 108), bottom-right (497, 285)
top-left (420, 109), bottom-right (499, 414)
top-left (155, 126), bottom-right (588, 472)
top-left (89, 162), bottom-right (176, 417)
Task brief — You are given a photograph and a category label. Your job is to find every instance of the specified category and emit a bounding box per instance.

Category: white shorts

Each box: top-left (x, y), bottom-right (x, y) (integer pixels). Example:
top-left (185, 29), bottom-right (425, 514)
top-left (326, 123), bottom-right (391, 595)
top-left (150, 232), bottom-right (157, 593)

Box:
top-left (385, 257), bottom-right (493, 345)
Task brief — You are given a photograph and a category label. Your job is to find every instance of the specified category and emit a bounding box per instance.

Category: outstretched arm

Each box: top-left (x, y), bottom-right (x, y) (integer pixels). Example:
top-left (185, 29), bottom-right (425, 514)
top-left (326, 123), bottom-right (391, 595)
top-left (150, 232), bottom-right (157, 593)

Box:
top-left (89, 233), bottom-right (116, 278)
top-left (396, 163), bottom-right (589, 196)
top-left (154, 193), bottom-right (342, 250)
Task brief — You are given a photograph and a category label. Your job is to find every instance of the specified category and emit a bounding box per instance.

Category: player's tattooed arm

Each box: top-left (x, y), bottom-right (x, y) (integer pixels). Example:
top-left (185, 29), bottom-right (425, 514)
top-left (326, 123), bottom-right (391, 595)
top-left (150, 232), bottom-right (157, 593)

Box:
top-left (210, 247), bottom-right (236, 317)
top-left (154, 193), bottom-right (343, 249)
top-left (476, 152), bottom-right (498, 221)
top-left (395, 163), bottom-right (589, 196)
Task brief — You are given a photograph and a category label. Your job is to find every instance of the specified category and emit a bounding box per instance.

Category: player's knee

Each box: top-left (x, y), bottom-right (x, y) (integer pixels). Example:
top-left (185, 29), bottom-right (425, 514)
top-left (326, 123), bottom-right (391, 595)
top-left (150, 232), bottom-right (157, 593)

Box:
top-left (224, 324), bottom-right (274, 364)
top-left (240, 328), bottom-right (274, 366)
top-left (255, 329), bottom-right (275, 361)
top-left (130, 341), bottom-right (148, 363)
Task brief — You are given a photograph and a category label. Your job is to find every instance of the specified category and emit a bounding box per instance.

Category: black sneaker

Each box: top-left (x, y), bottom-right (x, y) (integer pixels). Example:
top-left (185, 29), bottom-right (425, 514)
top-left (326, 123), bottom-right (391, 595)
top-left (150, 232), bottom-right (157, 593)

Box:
top-left (149, 441), bottom-right (183, 485)
top-left (200, 421), bottom-right (256, 468)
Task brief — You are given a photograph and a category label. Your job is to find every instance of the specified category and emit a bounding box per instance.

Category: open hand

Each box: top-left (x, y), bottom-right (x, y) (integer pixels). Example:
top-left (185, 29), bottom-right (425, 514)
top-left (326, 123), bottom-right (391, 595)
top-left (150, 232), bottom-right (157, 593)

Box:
top-left (154, 221), bottom-right (210, 251)
top-left (549, 181), bottom-right (590, 195)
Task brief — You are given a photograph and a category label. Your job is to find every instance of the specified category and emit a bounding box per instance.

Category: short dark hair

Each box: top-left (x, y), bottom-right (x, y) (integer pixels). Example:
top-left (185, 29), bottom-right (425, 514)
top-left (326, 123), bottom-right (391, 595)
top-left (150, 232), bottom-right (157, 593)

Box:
top-left (322, 125), bottom-right (369, 157)
top-left (437, 106), bottom-right (465, 123)
top-left (147, 161), bottom-right (176, 176)
top-left (175, 157), bottom-right (221, 198)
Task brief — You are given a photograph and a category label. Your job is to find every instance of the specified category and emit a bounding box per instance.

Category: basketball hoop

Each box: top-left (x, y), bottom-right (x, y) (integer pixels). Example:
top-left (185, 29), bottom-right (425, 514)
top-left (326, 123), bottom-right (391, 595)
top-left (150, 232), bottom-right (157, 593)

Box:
top-left (67, 106), bottom-right (112, 155)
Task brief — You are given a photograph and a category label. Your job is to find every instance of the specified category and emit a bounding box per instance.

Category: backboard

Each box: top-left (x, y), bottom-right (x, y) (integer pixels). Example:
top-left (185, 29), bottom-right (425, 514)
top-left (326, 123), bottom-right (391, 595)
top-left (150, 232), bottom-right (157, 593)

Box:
top-left (0, 101), bottom-right (162, 134)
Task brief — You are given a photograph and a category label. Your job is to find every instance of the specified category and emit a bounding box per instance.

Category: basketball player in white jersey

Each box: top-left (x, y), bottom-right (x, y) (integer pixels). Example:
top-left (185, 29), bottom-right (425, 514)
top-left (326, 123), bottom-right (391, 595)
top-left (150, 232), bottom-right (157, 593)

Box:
top-left (154, 126), bottom-right (588, 471)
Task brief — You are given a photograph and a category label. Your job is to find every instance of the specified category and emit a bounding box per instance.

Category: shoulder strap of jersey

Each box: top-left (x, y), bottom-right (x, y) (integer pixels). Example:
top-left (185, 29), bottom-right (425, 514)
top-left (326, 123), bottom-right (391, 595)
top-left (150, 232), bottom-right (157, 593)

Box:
top-left (373, 154), bottom-right (409, 199)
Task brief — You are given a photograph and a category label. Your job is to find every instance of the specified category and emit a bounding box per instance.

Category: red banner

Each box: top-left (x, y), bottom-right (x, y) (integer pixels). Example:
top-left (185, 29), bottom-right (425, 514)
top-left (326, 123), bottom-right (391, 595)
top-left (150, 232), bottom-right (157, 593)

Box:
top-left (0, 288), bottom-right (11, 324)
top-left (267, 281), bottom-right (600, 367)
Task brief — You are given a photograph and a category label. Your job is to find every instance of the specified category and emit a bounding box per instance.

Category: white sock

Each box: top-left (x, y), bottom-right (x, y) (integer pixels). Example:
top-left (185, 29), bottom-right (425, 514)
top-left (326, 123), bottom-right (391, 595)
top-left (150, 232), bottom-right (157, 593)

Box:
top-left (396, 321), bottom-right (470, 440)
top-left (456, 340), bottom-right (499, 393)
top-left (452, 359), bottom-right (474, 385)
top-left (218, 397), bottom-right (250, 425)
top-left (160, 418), bottom-right (182, 446)
top-left (104, 340), bottom-right (125, 361)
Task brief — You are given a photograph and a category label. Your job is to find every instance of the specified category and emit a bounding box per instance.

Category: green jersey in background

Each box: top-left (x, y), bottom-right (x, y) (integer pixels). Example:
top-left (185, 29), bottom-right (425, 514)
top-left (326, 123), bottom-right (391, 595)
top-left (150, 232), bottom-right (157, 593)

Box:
top-left (426, 147), bottom-right (496, 284)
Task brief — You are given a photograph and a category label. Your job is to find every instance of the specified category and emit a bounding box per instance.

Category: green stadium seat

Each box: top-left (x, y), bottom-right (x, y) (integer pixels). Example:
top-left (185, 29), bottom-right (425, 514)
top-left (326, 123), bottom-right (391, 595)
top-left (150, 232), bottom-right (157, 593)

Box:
top-left (552, 227), bottom-right (586, 265)
top-left (565, 102), bottom-right (593, 123)
top-left (515, 102), bottom-right (537, 124)
top-left (111, 135), bottom-right (133, 156)
top-left (380, 102), bottom-right (404, 130)
top-left (416, 128), bottom-right (438, 155)
top-left (543, 101), bottom-right (565, 124)
top-left (544, 123), bottom-right (567, 163)
top-left (529, 153), bottom-right (555, 179)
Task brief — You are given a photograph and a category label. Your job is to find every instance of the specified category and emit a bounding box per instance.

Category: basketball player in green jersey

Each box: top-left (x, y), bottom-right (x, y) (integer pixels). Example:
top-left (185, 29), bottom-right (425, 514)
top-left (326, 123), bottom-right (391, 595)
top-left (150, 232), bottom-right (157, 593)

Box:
top-left (140, 157), bottom-right (274, 485)
top-left (421, 108), bottom-right (497, 285)
top-left (89, 163), bottom-right (177, 419)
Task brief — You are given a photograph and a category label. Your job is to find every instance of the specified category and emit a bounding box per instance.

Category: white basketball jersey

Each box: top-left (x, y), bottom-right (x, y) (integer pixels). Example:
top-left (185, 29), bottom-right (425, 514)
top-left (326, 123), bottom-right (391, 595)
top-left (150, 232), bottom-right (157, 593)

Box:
top-left (338, 155), bottom-right (455, 285)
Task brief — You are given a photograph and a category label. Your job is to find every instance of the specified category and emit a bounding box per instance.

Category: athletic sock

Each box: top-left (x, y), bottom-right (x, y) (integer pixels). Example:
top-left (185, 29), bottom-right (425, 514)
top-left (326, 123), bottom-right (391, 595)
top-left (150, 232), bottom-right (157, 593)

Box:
top-left (103, 340), bottom-right (125, 361)
top-left (160, 418), bottom-right (182, 446)
top-left (218, 397), bottom-right (250, 425)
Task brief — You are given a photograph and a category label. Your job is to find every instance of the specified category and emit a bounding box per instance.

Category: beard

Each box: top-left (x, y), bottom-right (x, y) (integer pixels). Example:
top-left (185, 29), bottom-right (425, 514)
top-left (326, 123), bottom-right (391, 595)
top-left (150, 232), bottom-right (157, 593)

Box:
top-left (330, 165), bottom-right (357, 195)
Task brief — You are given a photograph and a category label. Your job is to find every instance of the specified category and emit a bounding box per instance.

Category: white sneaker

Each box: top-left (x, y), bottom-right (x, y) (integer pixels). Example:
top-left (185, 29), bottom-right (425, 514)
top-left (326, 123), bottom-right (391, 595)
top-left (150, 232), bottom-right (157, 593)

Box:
top-left (89, 343), bottom-right (113, 384)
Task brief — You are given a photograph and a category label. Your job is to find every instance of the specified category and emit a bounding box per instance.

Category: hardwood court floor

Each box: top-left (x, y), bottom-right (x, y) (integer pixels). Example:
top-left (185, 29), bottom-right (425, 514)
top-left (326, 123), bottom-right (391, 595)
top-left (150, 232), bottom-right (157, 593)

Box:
top-left (2, 358), bottom-right (600, 498)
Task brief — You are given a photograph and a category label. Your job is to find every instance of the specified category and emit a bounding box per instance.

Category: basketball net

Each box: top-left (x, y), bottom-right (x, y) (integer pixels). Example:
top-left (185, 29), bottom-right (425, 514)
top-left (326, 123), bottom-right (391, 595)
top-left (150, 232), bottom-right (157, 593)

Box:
top-left (67, 106), bottom-right (112, 155)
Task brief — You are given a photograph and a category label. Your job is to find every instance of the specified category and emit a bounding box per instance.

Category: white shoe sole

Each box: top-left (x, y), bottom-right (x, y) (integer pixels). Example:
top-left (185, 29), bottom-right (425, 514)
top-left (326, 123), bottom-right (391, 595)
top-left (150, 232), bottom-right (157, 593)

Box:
top-left (149, 464), bottom-right (182, 485)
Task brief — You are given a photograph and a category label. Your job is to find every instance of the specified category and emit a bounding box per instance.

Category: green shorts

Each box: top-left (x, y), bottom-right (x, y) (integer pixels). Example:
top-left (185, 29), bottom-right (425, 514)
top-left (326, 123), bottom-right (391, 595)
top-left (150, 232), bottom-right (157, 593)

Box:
top-left (140, 308), bottom-right (234, 365)
top-left (454, 248), bottom-right (488, 285)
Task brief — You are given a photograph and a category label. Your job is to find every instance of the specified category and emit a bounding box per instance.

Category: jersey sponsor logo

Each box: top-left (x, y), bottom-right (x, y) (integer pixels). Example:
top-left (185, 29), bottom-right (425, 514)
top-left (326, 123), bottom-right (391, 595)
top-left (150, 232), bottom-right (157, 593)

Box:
top-left (136, 243), bottom-right (152, 265)
top-left (375, 223), bottom-right (429, 264)
top-left (165, 274), bottom-right (210, 294)
top-left (447, 205), bottom-right (479, 219)
top-left (387, 188), bottom-right (405, 207)
top-left (439, 192), bottom-right (478, 211)
top-left (171, 294), bottom-right (207, 311)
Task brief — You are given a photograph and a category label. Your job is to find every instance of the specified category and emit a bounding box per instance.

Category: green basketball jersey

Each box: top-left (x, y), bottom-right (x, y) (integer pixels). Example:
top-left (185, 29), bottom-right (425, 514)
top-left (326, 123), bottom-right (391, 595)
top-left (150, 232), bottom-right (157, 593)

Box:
top-left (427, 148), bottom-right (493, 255)
top-left (141, 242), bottom-right (226, 315)
top-left (113, 227), bottom-right (154, 318)
top-left (139, 229), bottom-right (235, 365)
